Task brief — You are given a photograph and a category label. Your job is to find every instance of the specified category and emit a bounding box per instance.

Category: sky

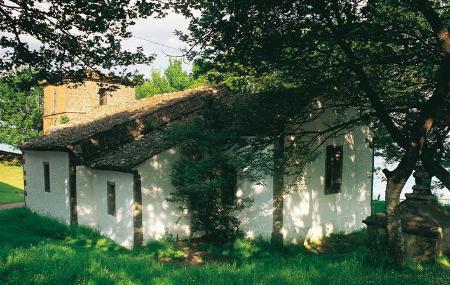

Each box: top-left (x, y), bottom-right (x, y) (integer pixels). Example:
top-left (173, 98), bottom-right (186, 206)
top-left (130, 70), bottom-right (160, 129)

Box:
top-left (121, 13), bottom-right (192, 76)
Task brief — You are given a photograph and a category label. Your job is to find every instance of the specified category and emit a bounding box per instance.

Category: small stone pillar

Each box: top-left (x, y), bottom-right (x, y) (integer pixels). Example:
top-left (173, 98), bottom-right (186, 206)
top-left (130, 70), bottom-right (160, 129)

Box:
top-left (364, 167), bottom-right (450, 262)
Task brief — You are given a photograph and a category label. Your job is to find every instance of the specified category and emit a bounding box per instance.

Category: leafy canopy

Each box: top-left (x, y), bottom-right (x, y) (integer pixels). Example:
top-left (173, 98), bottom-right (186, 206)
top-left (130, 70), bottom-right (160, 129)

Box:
top-left (172, 0), bottom-right (450, 179)
top-left (0, 69), bottom-right (42, 146)
top-left (0, 0), bottom-right (169, 83)
top-left (136, 59), bottom-right (201, 98)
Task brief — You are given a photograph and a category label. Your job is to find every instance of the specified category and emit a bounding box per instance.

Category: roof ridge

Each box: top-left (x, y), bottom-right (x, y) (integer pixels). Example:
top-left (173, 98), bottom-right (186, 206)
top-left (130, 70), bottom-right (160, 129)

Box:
top-left (47, 86), bottom-right (218, 133)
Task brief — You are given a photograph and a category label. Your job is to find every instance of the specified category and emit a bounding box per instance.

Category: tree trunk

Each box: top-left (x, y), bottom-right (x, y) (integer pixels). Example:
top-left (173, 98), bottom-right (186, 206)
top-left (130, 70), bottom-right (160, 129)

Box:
top-left (271, 132), bottom-right (285, 247)
top-left (422, 145), bottom-right (450, 191)
top-left (383, 168), bottom-right (411, 266)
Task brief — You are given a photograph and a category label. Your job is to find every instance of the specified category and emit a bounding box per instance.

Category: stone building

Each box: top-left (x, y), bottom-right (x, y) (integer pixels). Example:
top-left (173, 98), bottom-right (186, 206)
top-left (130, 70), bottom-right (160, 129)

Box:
top-left (22, 87), bottom-right (373, 249)
top-left (43, 81), bottom-right (135, 133)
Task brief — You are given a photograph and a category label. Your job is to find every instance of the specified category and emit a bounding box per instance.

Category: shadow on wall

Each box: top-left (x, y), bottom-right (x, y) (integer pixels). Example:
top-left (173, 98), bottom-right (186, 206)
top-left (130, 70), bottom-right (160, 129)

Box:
top-left (283, 127), bottom-right (372, 244)
top-left (237, 178), bottom-right (274, 239)
top-left (138, 149), bottom-right (190, 242)
top-left (77, 166), bottom-right (134, 248)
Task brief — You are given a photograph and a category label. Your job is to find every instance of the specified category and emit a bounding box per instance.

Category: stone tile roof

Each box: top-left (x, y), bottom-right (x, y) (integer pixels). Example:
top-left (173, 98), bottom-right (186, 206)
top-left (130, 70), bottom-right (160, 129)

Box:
top-left (87, 129), bottom-right (172, 171)
top-left (22, 86), bottom-right (226, 171)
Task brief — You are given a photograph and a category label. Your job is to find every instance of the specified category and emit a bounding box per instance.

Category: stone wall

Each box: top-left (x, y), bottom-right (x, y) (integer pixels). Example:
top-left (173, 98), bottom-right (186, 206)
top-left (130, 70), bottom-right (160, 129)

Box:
top-left (43, 81), bottom-right (135, 133)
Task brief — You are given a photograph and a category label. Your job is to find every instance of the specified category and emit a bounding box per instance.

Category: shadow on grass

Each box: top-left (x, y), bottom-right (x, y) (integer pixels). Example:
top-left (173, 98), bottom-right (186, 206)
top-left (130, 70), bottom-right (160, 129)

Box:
top-left (0, 208), bottom-right (449, 285)
top-left (0, 182), bottom-right (24, 204)
top-left (0, 208), bottom-right (124, 254)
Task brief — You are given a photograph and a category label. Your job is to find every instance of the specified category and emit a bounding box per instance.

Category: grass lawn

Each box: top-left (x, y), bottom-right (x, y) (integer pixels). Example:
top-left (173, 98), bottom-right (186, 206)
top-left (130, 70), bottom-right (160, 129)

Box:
top-left (0, 162), bottom-right (24, 204)
top-left (0, 208), bottom-right (449, 285)
top-left (372, 200), bottom-right (450, 214)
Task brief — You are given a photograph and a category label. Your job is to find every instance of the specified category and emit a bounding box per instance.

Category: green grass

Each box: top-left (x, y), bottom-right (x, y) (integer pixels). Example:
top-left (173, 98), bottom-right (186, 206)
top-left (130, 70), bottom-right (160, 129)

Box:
top-left (0, 162), bottom-right (24, 204)
top-left (0, 208), bottom-right (449, 285)
top-left (372, 200), bottom-right (450, 214)
top-left (372, 200), bottom-right (385, 214)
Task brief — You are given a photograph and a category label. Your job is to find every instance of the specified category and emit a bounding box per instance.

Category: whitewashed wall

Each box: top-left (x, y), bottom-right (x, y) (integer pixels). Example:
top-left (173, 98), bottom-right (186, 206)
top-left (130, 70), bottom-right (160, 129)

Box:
top-left (283, 126), bottom-right (372, 244)
top-left (24, 151), bottom-right (71, 224)
top-left (76, 166), bottom-right (134, 248)
top-left (135, 148), bottom-right (191, 243)
top-left (237, 111), bottom-right (372, 243)
top-left (237, 174), bottom-right (274, 239)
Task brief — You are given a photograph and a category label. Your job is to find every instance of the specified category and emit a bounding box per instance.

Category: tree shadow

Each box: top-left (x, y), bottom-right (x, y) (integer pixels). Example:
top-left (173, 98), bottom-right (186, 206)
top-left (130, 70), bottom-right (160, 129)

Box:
top-left (0, 182), bottom-right (24, 204)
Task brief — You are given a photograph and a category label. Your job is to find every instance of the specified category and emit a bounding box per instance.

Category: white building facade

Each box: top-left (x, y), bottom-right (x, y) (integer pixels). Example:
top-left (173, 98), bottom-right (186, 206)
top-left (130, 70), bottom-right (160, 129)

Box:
top-left (22, 87), bottom-right (373, 249)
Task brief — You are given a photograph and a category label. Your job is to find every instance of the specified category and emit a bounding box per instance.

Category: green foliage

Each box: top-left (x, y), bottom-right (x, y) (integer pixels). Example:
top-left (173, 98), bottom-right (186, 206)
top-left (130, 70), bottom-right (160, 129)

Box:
top-left (0, 69), bottom-right (43, 146)
top-left (164, 59), bottom-right (194, 91)
top-left (371, 200), bottom-right (450, 213)
top-left (136, 59), bottom-right (200, 99)
top-left (144, 237), bottom-right (187, 260)
top-left (59, 115), bottom-right (70, 124)
top-left (191, 58), bottom-right (296, 94)
top-left (0, 1), bottom-right (166, 83)
top-left (174, 0), bottom-right (450, 175)
top-left (168, 106), bottom-right (252, 243)
top-left (0, 208), bottom-right (449, 284)
top-left (372, 200), bottom-right (386, 214)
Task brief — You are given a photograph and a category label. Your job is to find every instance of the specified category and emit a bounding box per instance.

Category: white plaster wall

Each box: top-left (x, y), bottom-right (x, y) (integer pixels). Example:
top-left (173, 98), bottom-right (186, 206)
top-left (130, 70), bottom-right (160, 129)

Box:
top-left (76, 166), bottom-right (134, 248)
top-left (237, 173), bottom-right (274, 239)
top-left (237, 111), bottom-right (372, 243)
top-left (135, 148), bottom-right (191, 243)
top-left (24, 151), bottom-right (71, 224)
top-left (283, 125), bottom-right (372, 244)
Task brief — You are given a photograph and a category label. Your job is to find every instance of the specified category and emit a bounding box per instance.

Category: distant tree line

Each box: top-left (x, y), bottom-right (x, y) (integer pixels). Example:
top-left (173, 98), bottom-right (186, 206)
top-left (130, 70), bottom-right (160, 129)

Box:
top-left (136, 59), bottom-right (207, 99)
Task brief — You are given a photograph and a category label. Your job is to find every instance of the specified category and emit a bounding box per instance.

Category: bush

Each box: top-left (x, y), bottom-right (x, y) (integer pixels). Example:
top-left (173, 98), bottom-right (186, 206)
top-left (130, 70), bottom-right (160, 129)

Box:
top-left (144, 236), bottom-right (187, 260)
top-left (168, 110), bottom-right (253, 244)
top-left (60, 115), bottom-right (70, 124)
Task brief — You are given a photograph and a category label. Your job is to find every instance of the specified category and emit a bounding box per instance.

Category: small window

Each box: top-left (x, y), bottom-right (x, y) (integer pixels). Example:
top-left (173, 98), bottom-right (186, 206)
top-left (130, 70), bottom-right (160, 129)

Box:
top-left (325, 145), bottom-right (343, 195)
top-left (99, 89), bottom-right (108, 106)
top-left (107, 182), bottom-right (116, 216)
top-left (43, 162), bottom-right (50, 192)
top-left (52, 89), bottom-right (56, 113)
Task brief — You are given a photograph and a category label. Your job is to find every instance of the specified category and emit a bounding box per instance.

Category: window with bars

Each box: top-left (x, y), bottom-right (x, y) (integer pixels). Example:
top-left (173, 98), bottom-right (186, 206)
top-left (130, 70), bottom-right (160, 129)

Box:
top-left (324, 145), bottom-right (343, 195)
top-left (107, 181), bottom-right (116, 216)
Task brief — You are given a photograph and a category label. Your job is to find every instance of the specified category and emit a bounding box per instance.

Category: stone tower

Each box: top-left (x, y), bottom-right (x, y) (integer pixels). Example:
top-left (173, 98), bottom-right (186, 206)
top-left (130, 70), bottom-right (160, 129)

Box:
top-left (43, 81), bottom-right (135, 133)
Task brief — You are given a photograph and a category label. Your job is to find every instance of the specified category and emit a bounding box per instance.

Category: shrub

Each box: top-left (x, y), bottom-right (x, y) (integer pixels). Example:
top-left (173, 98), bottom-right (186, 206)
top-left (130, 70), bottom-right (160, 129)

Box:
top-left (60, 115), bottom-right (70, 124)
top-left (144, 236), bottom-right (187, 260)
top-left (168, 114), bottom-right (252, 243)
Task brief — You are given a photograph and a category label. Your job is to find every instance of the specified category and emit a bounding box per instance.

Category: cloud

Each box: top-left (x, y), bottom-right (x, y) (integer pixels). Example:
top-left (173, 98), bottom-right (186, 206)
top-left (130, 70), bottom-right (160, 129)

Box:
top-left (122, 12), bottom-right (191, 76)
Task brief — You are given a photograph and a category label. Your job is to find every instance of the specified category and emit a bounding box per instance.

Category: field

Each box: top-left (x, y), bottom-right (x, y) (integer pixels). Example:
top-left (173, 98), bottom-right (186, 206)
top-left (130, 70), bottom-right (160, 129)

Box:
top-left (0, 162), bottom-right (24, 204)
top-left (0, 208), bottom-right (449, 285)
top-left (372, 200), bottom-right (450, 214)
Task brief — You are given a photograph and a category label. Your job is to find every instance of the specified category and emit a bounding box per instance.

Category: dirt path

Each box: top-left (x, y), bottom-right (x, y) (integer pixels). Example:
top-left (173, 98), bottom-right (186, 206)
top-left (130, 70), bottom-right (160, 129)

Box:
top-left (0, 202), bottom-right (24, 210)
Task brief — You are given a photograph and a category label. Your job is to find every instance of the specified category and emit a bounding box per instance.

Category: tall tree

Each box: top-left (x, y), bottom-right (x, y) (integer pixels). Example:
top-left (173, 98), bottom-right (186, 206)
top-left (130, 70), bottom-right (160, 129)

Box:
top-left (0, 0), bottom-right (166, 83)
top-left (136, 58), bottom-right (197, 98)
top-left (0, 69), bottom-right (42, 146)
top-left (171, 0), bottom-right (450, 265)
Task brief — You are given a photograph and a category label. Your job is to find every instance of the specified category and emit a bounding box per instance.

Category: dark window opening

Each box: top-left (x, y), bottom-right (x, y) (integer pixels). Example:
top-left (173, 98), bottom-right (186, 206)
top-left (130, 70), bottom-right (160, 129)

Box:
top-left (107, 181), bottom-right (116, 216)
top-left (99, 89), bottom-right (108, 106)
top-left (325, 145), bottom-right (343, 195)
top-left (43, 162), bottom-right (50, 192)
